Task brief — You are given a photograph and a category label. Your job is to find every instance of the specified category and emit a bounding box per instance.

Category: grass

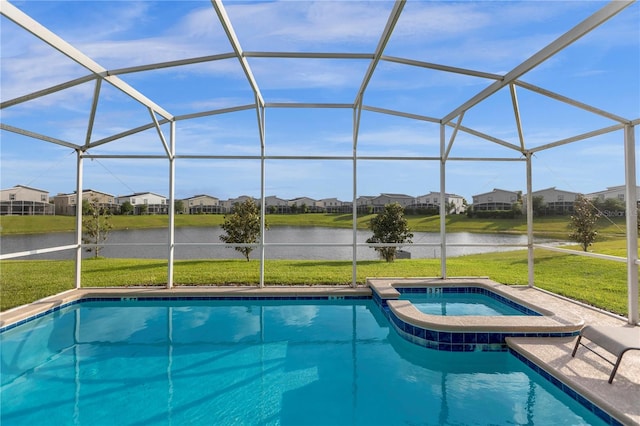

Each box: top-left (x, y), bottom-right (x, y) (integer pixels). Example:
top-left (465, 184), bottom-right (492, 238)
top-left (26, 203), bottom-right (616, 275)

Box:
top-left (1, 214), bottom-right (635, 315)
top-left (1, 248), bottom-right (635, 316)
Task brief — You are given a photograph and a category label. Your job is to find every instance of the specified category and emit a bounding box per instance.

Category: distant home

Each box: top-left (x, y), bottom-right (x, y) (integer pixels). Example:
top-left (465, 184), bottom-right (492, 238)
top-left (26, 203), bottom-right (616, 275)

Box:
top-left (116, 192), bottom-right (168, 215)
top-left (472, 189), bottom-right (521, 211)
top-left (524, 187), bottom-right (579, 215)
top-left (289, 196), bottom-right (318, 213)
top-left (265, 195), bottom-right (289, 214)
top-left (586, 185), bottom-right (640, 206)
top-left (182, 194), bottom-right (221, 214)
top-left (0, 184), bottom-right (53, 215)
top-left (316, 197), bottom-right (351, 214)
top-left (53, 189), bottom-right (117, 216)
top-left (371, 193), bottom-right (414, 213)
top-left (415, 192), bottom-right (466, 214)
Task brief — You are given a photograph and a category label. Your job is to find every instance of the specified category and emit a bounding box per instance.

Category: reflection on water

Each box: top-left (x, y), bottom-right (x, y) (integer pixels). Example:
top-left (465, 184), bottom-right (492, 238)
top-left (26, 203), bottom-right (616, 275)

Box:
top-left (1, 226), bottom-right (555, 260)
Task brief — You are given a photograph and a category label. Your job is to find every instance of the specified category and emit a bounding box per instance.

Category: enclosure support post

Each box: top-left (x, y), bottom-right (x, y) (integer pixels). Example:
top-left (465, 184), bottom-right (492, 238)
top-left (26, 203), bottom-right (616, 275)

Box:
top-left (74, 150), bottom-right (84, 289)
top-left (526, 152), bottom-right (534, 287)
top-left (258, 101), bottom-right (266, 288)
top-left (352, 102), bottom-right (363, 288)
top-left (167, 121), bottom-right (176, 289)
top-left (624, 124), bottom-right (638, 325)
top-left (439, 124), bottom-right (447, 279)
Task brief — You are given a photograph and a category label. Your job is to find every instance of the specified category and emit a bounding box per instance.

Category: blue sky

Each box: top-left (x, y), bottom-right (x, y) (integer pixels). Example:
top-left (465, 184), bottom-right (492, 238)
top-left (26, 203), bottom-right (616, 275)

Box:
top-left (1, 0), bottom-right (638, 203)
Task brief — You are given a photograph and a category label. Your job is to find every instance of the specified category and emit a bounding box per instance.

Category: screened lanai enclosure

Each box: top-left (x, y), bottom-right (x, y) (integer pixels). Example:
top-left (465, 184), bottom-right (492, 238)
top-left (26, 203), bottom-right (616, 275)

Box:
top-left (0, 1), bottom-right (638, 323)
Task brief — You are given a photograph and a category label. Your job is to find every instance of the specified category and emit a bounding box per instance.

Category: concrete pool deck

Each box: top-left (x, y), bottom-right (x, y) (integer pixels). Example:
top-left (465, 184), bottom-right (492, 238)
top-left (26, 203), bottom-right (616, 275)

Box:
top-left (1, 282), bottom-right (638, 425)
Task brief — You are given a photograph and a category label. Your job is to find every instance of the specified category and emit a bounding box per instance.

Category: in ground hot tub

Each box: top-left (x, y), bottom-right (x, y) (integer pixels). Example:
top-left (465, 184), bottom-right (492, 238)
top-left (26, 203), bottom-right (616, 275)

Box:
top-left (369, 277), bottom-right (583, 352)
top-left (397, 286), bottom-right (541, 316)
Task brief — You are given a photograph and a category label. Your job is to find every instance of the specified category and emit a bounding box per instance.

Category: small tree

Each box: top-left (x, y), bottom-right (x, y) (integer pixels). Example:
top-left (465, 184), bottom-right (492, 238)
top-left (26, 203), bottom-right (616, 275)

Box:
top-left (138, 204), bottom-right (148, 215)
top-left (569, 195), bottom-right (600, 252)
top-left (82, 197), bottom-right (112, 258)
top-left (219, 199), bottom-right (267, 261)
top-left (366, 203), bottom-right (413, 262)
top-left (120, 201), bottom-right (134, 215)
top-left (174, 199), bottom-right (185, 214)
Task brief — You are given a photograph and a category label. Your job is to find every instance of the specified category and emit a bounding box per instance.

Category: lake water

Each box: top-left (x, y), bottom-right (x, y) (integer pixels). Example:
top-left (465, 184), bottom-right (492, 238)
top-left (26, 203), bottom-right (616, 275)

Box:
top-left (0, 227), bottom-right (552, 261)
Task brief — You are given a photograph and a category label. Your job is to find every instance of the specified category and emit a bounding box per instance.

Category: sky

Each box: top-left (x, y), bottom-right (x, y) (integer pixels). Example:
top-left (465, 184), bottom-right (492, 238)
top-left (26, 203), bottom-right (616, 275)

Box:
top-left (1, 0), bottom-right (639, 204)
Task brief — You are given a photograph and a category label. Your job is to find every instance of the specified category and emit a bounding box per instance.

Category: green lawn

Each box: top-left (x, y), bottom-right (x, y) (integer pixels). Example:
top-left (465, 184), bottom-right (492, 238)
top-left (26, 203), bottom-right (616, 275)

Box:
top-left (1, 214), bottom-right (635, 315)
top-left (1, 248), bottom-right (636, 316)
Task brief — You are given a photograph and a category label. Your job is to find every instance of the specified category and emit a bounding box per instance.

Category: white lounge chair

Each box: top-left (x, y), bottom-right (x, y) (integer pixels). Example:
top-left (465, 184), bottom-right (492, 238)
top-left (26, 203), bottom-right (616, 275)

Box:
top-left (571, 325), bottom-right (640, 383)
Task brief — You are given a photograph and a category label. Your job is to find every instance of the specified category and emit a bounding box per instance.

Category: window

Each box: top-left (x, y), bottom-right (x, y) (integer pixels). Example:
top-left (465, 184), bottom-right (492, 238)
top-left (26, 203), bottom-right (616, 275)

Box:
top-left (558, 195), bottom-right (564, 201)
top-left (488, 196), bottom-right (493, 202)
top-left (41, 194), bottom-right (47, 201)
top-left (9, 193), bottom-right (16, 201)
top-left (618, 194), bottom-right (625, 201)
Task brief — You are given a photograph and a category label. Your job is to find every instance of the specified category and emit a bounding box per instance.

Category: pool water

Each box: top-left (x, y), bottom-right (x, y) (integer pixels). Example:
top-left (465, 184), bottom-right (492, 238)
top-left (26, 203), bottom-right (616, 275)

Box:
top-left (1, 300), bottom-right (607, 425)
top-left (399, 292), bottom-right (526, 316)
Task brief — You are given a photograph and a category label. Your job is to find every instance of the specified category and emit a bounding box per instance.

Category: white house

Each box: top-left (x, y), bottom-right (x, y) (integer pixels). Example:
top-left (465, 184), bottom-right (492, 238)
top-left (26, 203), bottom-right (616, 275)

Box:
top-left (289, 196), bottom-right (318, 212)
top-left (265, 195), bottom-right (289, 213)
top-left (472, 188), bottom-right (521, 211)
top-left (183, 194), bottom-right (220, 214)
top-left (415, 192), bottom-right (466, 214)
top-left (116, 192), bottom-right (168, 215)
top-left (221, 195), bottom-right (256, 212)
top-left (371, 193), bottom-right (415, 212)
top-left (0, 184), bottom-right (53, 215)
top-left (586, 185), bottom-right (640, 204)
top-left (525, 187), bottom-right (579, 214)
top-left (316, 197), bottom-right (350, 213)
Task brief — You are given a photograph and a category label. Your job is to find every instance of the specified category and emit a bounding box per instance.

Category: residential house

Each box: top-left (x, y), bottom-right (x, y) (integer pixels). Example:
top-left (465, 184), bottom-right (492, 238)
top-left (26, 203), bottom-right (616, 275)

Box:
top-left (415, 192), bottom-right (466, 214)
top-left (289, 196), bottom-right (318, 213)
top-left (265, 195), bottom-right (289, 214)
top-left (586, 185), bottom-right (640, 205)
top-left (53, 189), bottom-right (117, 216)
top-left (525, 187), bottom-right (579, 215)
top-left (371, 193), bottom-right (415, 213)
top-left (0, 184), bottom-right (53, 215)
top-left (356, 195), bottom-right (376, 214)
top-left (116, 192), bottom-right (168, 215)
top-left (316, 197), bottom-right (351, 213)
top-left (222, 195), bottom-right (256, 212)
top-left (472, 188), bottom-right (521, 211)
top-left (183, 194), bottom-right (221, 214)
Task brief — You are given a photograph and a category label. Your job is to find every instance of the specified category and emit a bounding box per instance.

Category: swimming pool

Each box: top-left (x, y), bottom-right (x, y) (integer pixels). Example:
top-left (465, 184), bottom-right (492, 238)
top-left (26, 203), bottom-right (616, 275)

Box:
top-left (1, 297), bottom-right (613, 425)
top-left (397, 287), bottom-right (538, 316)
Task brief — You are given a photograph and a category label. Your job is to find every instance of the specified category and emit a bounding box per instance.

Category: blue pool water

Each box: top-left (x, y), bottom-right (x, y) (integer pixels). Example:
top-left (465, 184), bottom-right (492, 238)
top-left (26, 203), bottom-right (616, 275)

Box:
top-left (399, 292), bottom-right (525, 316)
top-left (1, 299), bottom-right (609, 425)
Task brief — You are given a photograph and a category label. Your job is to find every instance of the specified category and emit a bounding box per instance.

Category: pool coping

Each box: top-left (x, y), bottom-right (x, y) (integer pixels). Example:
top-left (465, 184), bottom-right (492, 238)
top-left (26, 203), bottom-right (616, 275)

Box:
top-left (368, 277), bottom-right (584, 333)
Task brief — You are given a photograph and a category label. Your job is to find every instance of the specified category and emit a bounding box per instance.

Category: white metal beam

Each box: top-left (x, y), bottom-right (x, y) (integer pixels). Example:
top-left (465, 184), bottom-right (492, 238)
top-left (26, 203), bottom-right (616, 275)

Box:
top-left (84, 79), bottom-right (102, 148)
top-left (509, 84), bottom-right (526, 152)
top-left (529, 124), bottom-right (625, 153)
top-left (0, 75), bottom-right (95, 109)
top-left (1, 123), bottom-right (81, 150)
top-left (444, 112), bottom-right (465, 161)
top-left (442, 0), bottom-right (634, 124)
top-left (244, 52), bottom-right (374, 60)
top-left (211, 0), bottom-right (264, 105)
top-left (624, 125), bottom-right (638, 325)
top-left (354, 0), bottom-right (405, 105)
top-left (515, 80), bottom-right (631, 124)
top-left (0, 0), bottom-right (173, 120)
top-left (382, 55), bottom-right (503, 81)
